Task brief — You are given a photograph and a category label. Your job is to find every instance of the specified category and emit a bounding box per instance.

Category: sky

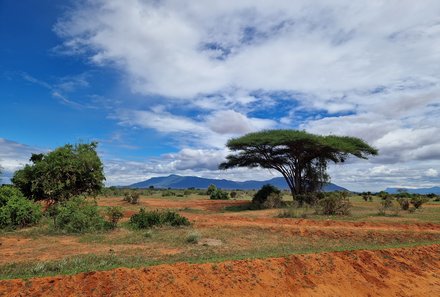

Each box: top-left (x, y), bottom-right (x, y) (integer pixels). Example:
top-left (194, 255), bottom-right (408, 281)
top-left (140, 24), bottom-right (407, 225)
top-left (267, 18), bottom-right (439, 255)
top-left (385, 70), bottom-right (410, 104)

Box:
top-left (0, 0), bottom-right (439, 192)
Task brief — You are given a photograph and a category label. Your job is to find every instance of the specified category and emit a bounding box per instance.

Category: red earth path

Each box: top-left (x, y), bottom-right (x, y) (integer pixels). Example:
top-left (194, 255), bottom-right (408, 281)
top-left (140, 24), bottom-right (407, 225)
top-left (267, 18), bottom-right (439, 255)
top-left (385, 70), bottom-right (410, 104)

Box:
top-left (1, 244), bottom-right (439, 297)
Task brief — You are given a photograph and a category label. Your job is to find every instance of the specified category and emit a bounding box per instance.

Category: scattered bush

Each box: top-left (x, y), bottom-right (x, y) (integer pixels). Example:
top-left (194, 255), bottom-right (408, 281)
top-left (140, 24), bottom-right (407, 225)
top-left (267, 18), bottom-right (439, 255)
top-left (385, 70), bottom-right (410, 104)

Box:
top-left (123, 191), bottom-right (140, 204)
top-left (129, 208), bottom-right (190, 229)
top-left (210, 189), bottom-right (229, 200)
top-left (378, 197), bottom-right (396, 216)
top-left (397, 198), bottom-right (410, 211)
top-left (410, 196), bottom-right (429, 209)
top-left (51, 196), bottom-right (105, 233)
top-left (252, 184), bottom-right (282, 209)
top-left (161, 190), bottom-right (176, 197)
top-left (261, 192), bottom-right (283, 209)
top-left (206, 184), bottom-right (217, 195)
top-left (230, 191), bottom-right (237, 199)
top-left (315, 192), bottom-right (351, 215)
top-left (0, 186), bottom-right (42, 229)
top-left (105, 206), bottom-right (124, 229)
top-left (295, 192), bottom-right (325, 206)
top-left (186, 231), bottom-right (201, 243)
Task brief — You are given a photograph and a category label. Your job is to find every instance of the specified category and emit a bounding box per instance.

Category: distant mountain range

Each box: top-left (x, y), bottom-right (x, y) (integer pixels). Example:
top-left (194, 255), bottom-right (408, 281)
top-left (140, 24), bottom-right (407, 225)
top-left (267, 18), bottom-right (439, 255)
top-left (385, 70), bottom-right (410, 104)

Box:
top-left (127, 174), bottom-right (348, 192)
top-left (384, 187), bottom-right (440, 195)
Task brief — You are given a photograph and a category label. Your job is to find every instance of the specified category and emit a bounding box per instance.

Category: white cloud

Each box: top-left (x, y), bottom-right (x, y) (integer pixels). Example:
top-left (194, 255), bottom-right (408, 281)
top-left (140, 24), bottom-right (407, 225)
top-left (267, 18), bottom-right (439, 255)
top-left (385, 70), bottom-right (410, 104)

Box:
top-left (426, 168), bottom-right (438, 177)
top-left (45, 0), bottom-right (440, 190)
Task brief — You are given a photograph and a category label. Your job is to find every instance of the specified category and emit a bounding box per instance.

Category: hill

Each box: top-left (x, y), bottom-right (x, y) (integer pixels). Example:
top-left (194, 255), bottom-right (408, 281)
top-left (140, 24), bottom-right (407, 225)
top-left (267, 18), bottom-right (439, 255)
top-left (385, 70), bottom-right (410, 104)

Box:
top-left (128, 174), bottom-right (348, 192)
top-left (384, 186), bottom-right (440, 195)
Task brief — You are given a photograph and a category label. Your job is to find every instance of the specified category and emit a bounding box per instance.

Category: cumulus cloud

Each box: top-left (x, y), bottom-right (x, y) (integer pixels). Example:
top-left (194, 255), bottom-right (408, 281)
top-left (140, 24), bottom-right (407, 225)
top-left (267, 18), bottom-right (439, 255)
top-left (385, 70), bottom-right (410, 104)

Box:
top-left (0, 139), bottom-right (46, 182)
top-left (42, 0), bottom-right (440, 190)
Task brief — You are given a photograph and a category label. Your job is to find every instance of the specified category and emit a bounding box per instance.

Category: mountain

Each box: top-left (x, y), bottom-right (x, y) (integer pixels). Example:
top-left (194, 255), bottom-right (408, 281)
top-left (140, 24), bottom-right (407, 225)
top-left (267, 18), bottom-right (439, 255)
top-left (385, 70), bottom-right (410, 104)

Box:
top-left (128, 174), bottom-right (348, 192)
top-left (384, 186), bottom-right (440, 195)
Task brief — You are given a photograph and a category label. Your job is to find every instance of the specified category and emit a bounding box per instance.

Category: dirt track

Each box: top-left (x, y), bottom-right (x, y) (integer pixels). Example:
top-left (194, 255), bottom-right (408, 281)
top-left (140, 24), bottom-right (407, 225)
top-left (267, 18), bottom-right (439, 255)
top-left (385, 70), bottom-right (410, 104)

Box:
top-left (1, 244), bottom-right (439, 297)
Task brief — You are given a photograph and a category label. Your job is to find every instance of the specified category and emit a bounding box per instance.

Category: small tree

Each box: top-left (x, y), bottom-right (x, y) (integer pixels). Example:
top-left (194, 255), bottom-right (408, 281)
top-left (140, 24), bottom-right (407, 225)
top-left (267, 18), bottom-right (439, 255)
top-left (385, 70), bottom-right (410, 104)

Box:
top-left (12, 142), bottom-right (105, 204)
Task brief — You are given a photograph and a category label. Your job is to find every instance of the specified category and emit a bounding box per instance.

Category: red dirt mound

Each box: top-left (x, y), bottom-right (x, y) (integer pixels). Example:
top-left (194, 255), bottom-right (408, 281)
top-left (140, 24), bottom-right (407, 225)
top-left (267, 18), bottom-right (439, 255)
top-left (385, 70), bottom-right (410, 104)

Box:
top-left (1, 245), bottom-right (439, 297)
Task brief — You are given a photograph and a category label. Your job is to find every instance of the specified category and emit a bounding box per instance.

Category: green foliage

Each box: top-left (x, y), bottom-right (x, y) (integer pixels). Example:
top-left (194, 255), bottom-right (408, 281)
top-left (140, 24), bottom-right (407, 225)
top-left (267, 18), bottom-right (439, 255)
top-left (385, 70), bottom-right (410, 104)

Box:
top-left (411, 196), bottom-right (429, 209)
top-left (162, 190), bottom-right (176, 197)
top-left (220, 129), bottom-right (378, 197)
top-left (378, 197), bottom-right (398, 216)
top-left (0, 186), bottom-right (42, 229)
top-left (51, 197), bottom-right (105, 233)
top-left (397, 198), bottom-right (410, 211)
top-left (185, 231), bottom-right (201, 244)
top-left (206, 184), bottom-right (217, 195)
top-left (209, 189), bottom-right (229, 200)
top-left (123, 191), bottom-right (140, 204)
top-left (230, 191), bottom-right (237, 198)
top-left (252, 184), bottom-right (282, 209)
top-left (12, 142), bottom-right (105, 203)
top-left (129, 208), bottom-right (190, 229)
top-left (105, 206), bottom-right (123, 229)
top-left (315, 192), bottom-right (351, 215)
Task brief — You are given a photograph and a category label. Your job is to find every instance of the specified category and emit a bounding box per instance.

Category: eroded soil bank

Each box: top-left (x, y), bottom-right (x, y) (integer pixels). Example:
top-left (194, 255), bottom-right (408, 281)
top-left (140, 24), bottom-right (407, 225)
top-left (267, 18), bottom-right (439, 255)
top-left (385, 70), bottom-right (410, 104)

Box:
top-left (1, 244), bottom-right (439, 297)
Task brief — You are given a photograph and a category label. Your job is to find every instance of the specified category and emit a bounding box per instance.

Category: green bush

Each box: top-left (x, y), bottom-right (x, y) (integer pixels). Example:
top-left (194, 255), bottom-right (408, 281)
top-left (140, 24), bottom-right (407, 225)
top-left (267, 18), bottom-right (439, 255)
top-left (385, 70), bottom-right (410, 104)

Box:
top-left (397, 198), bottom-right (410, 211)
top-left (378, 197), bottom-right (395, 215)
top-left (230, 191), bottom-right (237, 199)
top-left (315, 192), bottom-right (351, 215)
top-left (411, 196), bottom-right (429, 209)
top-left (186, 231), bottom-right (201, 244)
top-left (161, 190), bottom-right (176, 197)
top-left (206, 184), bottom-right (217, 195)
top-left (210, 189), bottom-right (229, 200)
top-left (123, 191), bottom-right (140, 204)
top-left (252, 184), bottom-right (282, 208)
top-left (105, 206), bottom-right (124, 229)
top-left (0, 186), bottom-right (42, 229)
top-left (261, 192), bottom-right (283, 209)
top-left (129, 208), bottom-right (190, 229)
top-left (51, 197), bottom-right (105, 233)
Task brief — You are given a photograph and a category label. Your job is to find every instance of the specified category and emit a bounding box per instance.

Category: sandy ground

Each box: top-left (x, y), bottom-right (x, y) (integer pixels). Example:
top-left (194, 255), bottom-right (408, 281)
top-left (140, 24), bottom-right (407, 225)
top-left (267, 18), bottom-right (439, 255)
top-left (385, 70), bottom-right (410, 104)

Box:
top-left (1, 244), bottom-right (439, 297)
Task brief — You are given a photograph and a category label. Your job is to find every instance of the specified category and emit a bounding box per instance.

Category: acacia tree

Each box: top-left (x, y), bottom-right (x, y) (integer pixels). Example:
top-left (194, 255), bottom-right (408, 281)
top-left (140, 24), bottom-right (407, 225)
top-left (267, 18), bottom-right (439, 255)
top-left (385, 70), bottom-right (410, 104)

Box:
top-left (219, 130), bottom-right (378, 199)
top-left (12, 142), bottom-right (105, 203)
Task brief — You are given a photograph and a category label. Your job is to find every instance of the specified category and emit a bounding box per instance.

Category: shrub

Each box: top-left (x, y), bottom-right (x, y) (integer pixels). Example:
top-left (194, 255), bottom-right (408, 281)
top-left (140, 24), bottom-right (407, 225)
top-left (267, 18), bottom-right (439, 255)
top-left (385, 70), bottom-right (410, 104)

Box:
top-left (105, 206), bottom-right (124, 229)
top-left (51, 197), bottom-right (105, 233)
top-left (261, 192), bottom-right (283, 209)
top-left (397, 198), bottom-right (410, 211)
top-left (295, 192), bottom-right (325, 206)
top-left (206, 184), bottom-right (217, 195)
top-left (252, 184), bottom-right (282, 209)
top-left (123, 191), bottom-right (140, 204)
top-left (230, 191), bottom-right (237, 199)
top-left (378, 197), bottom-right (394, 215)
top-left (410, 196), bottom-right (429, 209)
top-left (210, 189), bottom-right (229, 200)
top-left (186, 231), bottom-right (201, 243)
top-left (315, 192), bottom-right (351, 215)
top-left (161, 190), bottom-right (175, 197)
top-left (0, 186), bottom-right (42, 229)
top-left (129, 208), bottom-right (190, 229)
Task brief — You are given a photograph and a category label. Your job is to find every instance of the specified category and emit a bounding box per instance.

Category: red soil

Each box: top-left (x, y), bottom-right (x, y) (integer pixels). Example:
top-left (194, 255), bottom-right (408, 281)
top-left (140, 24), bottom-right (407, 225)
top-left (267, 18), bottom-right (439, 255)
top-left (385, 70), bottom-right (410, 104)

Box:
top-left (1, 244), bottom-right (439, 297)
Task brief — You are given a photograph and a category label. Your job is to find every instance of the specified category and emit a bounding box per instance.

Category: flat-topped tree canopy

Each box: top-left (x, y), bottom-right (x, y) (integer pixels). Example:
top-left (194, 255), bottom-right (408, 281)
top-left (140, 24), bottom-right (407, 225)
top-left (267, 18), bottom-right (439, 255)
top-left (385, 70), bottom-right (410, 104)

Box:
top-left (219, 130), bottom-right (378, 197)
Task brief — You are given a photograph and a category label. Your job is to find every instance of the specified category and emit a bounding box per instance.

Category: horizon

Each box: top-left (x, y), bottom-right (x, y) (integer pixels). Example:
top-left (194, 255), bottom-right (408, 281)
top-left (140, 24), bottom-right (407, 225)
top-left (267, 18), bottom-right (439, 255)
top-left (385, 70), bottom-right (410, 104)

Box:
top-left (1, 1), bottom-right (439, 192)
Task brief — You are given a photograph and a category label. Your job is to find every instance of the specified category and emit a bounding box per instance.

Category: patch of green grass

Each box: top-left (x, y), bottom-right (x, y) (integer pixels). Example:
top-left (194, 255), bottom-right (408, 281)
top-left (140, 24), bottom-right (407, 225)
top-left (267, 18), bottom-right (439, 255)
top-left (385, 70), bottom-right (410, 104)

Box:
top-left (2, 238), bottom-right (439, 280)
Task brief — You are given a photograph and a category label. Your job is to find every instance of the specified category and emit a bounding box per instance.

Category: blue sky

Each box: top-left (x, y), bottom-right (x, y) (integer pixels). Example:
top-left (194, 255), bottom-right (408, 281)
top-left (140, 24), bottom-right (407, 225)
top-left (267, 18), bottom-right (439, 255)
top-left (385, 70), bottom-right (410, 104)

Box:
top-left (1, 0), bottom-right (439, 191)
